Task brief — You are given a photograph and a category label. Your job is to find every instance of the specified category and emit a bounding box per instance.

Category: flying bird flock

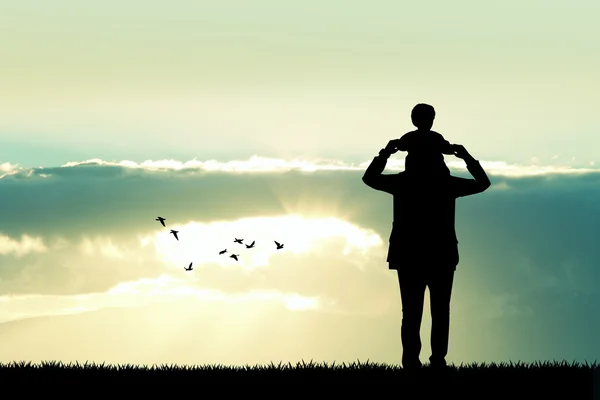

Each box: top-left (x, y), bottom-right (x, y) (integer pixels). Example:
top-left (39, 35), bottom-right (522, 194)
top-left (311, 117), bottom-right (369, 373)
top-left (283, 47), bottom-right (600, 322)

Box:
top-left (155, 216), bottom-right (285, 271)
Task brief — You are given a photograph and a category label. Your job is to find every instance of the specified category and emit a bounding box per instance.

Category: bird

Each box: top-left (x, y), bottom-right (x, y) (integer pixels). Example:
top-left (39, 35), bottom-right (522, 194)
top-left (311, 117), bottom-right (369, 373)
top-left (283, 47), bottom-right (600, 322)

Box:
top-left (275, 241), bottom-right (284, 250)
top-left (230, 254), bottom-right (239, 261)
top-left (234, 238), bottom-right (243, 244)
top-left (219, 249), bottom-right (227, 255)
top-left (245, 240), bottom-right (255, 249)
top-left (170, 230), bottom-right (179, 241)
top-left (156, 217), bottom-right (166, 227)
top-left (184, 262), bottom-right (193, 271)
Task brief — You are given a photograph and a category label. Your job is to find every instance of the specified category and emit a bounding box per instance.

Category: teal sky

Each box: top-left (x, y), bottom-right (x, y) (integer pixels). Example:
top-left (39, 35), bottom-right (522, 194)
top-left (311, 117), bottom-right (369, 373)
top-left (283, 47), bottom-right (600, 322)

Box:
top-left (0, 1), bottom-right (599, 366)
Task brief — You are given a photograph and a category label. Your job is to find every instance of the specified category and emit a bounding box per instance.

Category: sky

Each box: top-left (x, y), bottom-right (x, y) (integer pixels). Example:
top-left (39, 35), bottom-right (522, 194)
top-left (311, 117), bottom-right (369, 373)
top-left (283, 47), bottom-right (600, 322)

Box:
top-left (0, 0), bottom-right (599, 367)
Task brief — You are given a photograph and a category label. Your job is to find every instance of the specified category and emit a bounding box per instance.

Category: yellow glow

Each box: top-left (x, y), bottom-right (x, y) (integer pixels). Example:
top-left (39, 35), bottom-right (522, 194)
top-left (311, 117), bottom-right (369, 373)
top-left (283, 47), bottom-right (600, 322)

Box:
top-left (139, 215), bottom-right (383, 271)
top-left (0, 274), bottom-right (322, 324)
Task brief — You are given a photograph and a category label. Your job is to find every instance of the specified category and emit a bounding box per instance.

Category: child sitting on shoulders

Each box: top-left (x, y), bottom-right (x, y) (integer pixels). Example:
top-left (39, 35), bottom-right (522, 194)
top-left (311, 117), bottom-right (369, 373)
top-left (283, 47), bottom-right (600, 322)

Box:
top-left (396, 103), bottom-right (455, 176)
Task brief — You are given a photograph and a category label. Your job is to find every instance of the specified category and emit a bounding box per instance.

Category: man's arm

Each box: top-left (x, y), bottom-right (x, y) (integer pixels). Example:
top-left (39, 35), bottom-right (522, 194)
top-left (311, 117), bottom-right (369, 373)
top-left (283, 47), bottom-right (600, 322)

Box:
top-left (452, 145), bottom-right (491, 197)
top-left (362, 143), bottom-right (399, 194)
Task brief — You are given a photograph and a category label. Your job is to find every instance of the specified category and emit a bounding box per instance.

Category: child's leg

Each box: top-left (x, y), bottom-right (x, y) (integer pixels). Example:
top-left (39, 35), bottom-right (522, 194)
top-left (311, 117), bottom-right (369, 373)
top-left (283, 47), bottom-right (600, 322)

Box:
top-left (431, 155), bottom-right (450, 176)
top-left (405, 153), bottom-right (450, 176)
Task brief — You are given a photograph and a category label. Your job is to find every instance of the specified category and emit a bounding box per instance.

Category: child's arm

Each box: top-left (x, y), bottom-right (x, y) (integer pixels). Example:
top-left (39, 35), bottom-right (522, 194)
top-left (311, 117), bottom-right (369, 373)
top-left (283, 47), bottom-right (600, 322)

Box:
top-left (441, 140), bottom-right (455, 155)
top-left (435, 133), bottom-right (455, 155)
top-left (395, 131), bottom-right (413, 151)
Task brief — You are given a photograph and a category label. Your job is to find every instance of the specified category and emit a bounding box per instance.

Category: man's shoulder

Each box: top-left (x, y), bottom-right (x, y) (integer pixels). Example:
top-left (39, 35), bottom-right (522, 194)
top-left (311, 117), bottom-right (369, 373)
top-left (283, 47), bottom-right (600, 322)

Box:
top-left (448, 174), bottom-right (469, 182)
top-left (384, 171), bottom-right (408, 187)
top-left (445, 174), bottom-right (466, 186)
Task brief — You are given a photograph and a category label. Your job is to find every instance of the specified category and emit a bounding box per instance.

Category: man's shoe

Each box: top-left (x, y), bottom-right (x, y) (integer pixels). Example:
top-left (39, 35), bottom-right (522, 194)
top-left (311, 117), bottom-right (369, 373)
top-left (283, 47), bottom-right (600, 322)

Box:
top-left (428, 362), bottom-right (449, 372)
top-left (402, 360), bottom-right (423, 371)
top-left (429, 355), bottom-right (448, 367)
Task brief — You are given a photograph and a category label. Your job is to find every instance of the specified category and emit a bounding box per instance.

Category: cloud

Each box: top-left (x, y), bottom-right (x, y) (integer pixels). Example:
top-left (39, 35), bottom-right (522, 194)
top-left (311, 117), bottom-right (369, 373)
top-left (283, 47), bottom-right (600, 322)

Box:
top-left (1, 155), bottom-right (599, 299)
top-left (0, 162), bottom-right (23, 179)
top-left (79, 236), bottom-right (127, 259)
top-left (0, 235), bottom-right (165, 296)
top-left (62, 157), bottom-right (362, 173)
top-left (0, 234), bottom-right (47, 257)
top-left (0, 214), bottom-right (392, 319)
top-left (1, 156), bottom-right (599, 181)
top-left (0, 155), bottom-right (597, 246)
top-left (0, 274), bottom-right (323, 324)
top-left (139, 216), bottom-right (383, 270)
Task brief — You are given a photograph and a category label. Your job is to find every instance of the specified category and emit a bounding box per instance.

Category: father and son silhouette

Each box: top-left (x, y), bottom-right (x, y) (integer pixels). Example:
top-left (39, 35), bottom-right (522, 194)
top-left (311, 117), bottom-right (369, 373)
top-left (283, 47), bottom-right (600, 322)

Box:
top-left (154, 102), bottom-right (488, 371)
top-left (362, 103), bottom-right (491, 370)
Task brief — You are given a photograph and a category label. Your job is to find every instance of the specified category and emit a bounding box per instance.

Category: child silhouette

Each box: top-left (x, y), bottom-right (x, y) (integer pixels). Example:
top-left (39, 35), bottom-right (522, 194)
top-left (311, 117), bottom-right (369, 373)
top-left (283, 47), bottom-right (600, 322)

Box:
top-left (396, 103), bottom-right (455, 176)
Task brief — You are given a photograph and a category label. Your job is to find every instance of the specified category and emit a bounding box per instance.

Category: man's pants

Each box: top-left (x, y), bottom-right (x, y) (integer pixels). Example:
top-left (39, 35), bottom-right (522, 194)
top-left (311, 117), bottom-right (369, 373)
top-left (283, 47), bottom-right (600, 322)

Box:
top-left (396, 267), bottom-right (455, 368)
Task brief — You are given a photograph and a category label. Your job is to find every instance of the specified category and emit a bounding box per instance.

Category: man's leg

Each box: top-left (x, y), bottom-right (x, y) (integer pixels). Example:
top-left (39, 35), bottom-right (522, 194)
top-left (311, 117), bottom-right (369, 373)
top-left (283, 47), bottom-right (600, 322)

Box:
top-left (427, 269), bottom-right (455, 367)
top-left (397, 268), bottom-right (427, 369)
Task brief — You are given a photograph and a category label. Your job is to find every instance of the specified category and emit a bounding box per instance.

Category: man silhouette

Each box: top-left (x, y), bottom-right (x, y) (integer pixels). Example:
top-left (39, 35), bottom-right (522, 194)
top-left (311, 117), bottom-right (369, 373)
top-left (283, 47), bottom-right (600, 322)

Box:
top-left (362, 136), bottom-right (491, 370)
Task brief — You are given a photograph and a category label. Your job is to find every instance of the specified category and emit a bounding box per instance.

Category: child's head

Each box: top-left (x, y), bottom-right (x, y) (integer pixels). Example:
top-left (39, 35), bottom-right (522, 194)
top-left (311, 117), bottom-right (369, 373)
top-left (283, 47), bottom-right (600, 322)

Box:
top-left (411, 103), bottom-right (435, 130)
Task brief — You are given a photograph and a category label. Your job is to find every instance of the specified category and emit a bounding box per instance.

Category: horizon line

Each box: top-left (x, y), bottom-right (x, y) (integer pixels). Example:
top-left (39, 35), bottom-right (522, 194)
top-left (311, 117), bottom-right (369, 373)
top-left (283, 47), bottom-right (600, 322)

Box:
top-left (0, 156), bottom-right (598, 179)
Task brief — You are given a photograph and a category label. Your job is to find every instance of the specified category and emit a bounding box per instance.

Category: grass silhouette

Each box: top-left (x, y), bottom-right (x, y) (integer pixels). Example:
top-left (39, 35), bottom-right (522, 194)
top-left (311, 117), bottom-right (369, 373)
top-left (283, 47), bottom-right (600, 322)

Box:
top-left (1, 359), bottom-right (596, 397)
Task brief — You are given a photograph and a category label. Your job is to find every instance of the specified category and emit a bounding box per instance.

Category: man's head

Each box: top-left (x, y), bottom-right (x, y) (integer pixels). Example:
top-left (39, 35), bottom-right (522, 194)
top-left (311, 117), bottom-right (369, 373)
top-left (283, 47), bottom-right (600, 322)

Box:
top-left (411, 103), bottom-right (435, 130)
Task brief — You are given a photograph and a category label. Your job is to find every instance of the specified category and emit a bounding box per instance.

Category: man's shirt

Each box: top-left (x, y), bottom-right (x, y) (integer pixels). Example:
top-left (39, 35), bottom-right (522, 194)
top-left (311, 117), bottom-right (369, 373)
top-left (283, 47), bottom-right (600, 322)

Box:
top-left (362, 153), bottom-right (491, 271)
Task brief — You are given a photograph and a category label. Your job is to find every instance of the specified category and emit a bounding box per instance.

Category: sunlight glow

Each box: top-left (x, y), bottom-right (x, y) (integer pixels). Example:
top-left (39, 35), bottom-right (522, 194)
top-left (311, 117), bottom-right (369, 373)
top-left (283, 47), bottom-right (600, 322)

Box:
top-left (0, 275), bottom-right (321, 324)
top-left (139, 215), bottom-right (384, 271)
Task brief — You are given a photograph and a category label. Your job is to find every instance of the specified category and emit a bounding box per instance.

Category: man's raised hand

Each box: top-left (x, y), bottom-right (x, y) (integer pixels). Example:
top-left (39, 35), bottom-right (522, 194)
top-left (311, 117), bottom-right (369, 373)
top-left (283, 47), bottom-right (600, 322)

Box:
top-left (452, 144), bottom-right (473, 161)
top-left (383, 139), bottom-right (401, 155)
